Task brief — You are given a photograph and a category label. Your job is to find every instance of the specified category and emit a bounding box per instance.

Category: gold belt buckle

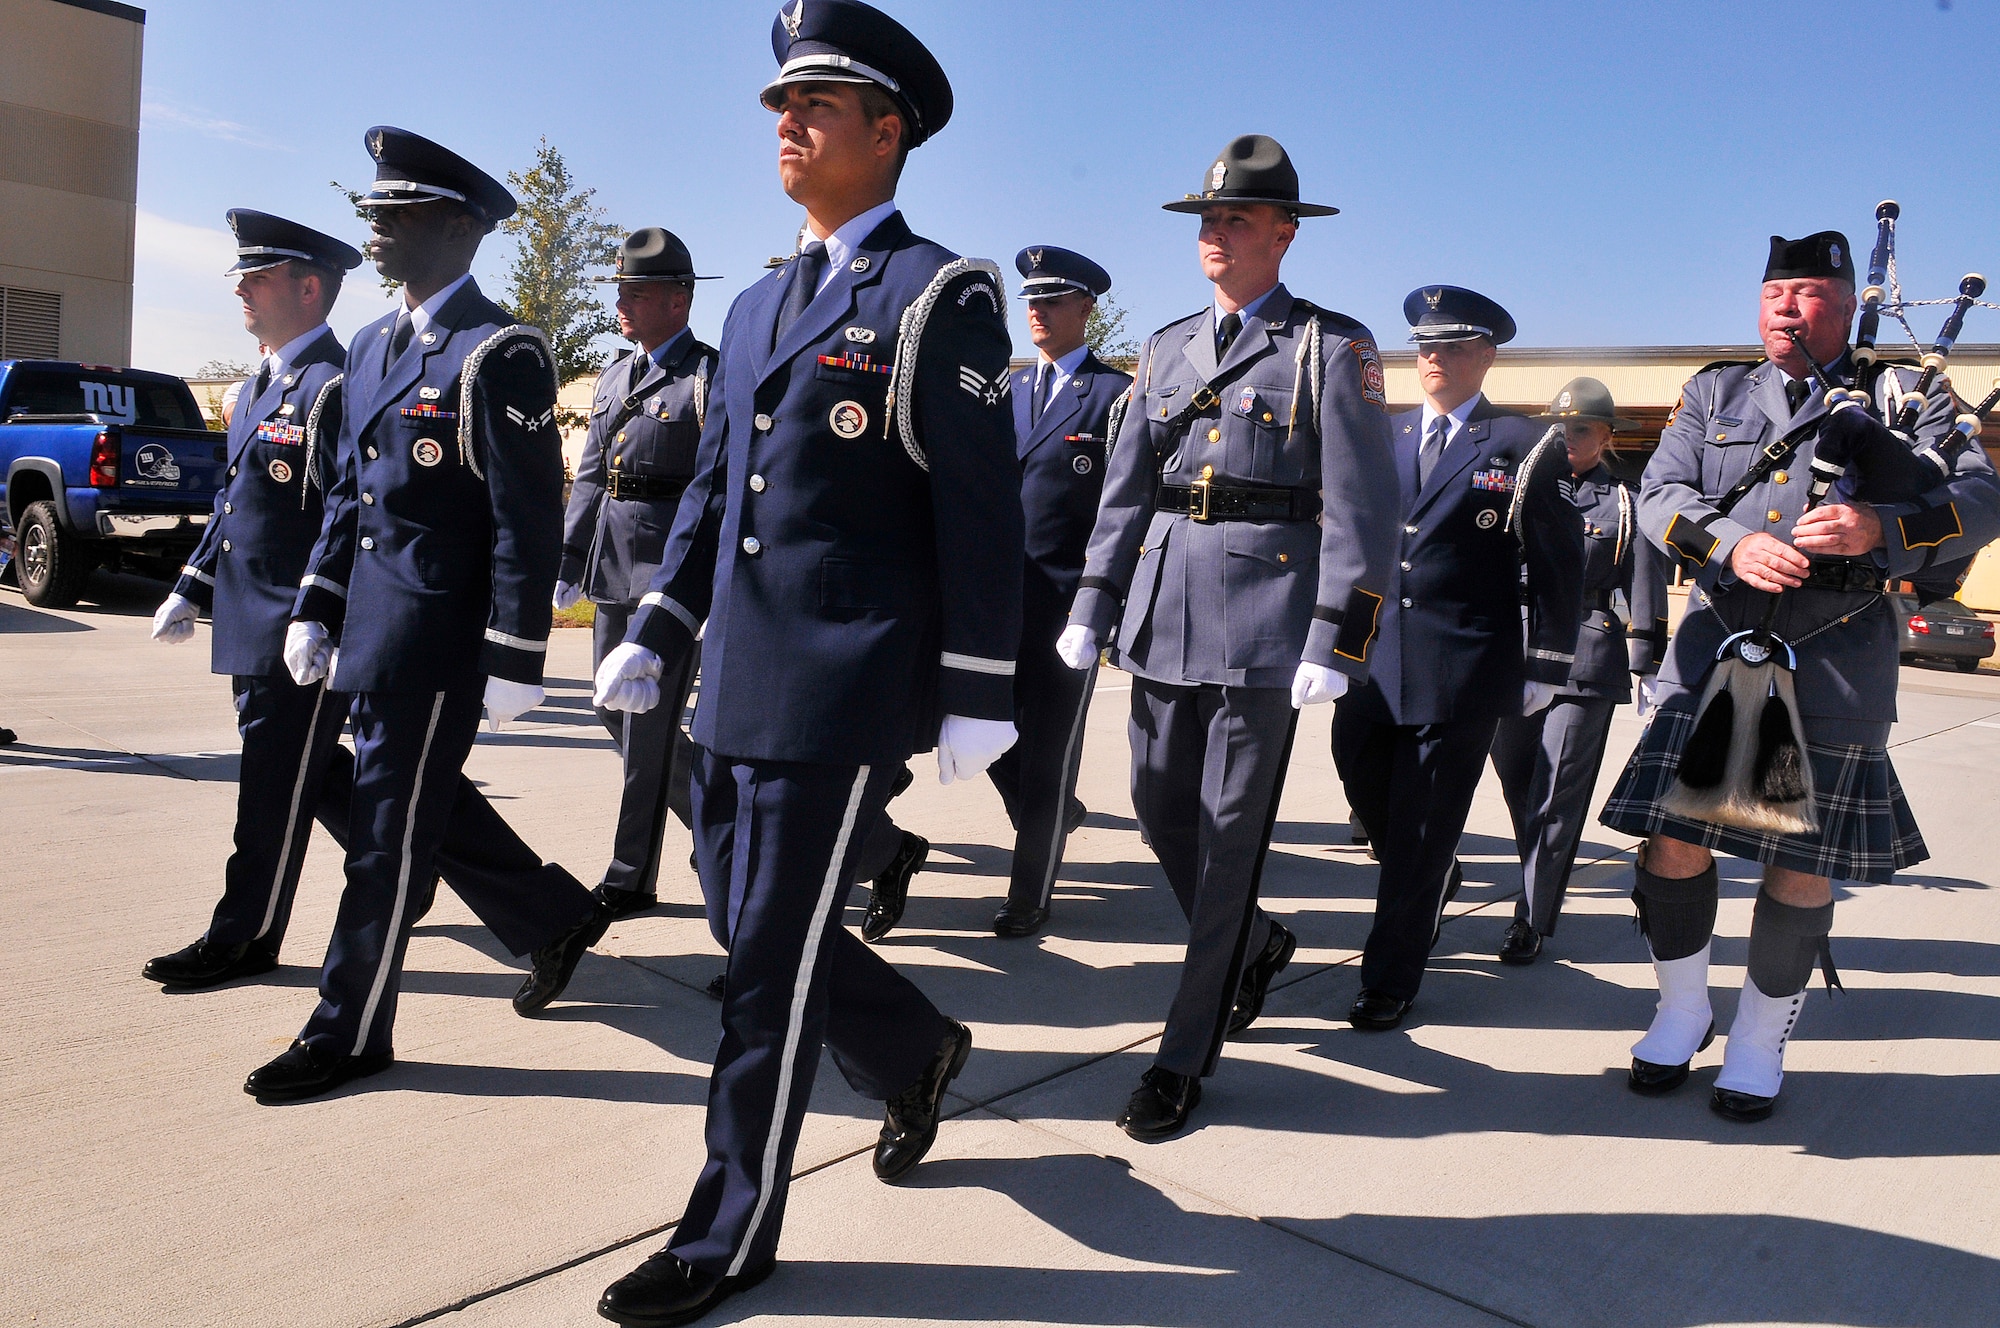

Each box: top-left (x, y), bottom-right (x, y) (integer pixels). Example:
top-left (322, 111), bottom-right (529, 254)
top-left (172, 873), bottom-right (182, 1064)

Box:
top-left (1190, 464), bottom-right (1215, 522)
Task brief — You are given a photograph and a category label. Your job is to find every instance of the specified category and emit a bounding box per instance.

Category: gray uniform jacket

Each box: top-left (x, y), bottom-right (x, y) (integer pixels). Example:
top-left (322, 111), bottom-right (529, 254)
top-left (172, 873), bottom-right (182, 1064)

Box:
top-left (1069, 285), bottom-right (1400, 689)
top-left (1566, 463), bottom-right (1670, 702)
top-left (1643, 357), bottom-right (2000, 735)
top-left (560, 334), bottom-right (716, 607)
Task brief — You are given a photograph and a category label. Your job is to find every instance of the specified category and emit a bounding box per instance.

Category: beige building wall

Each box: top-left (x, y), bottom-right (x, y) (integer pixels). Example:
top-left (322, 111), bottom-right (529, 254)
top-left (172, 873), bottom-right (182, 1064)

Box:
top-left (0, 0), bottom-right (144, 367)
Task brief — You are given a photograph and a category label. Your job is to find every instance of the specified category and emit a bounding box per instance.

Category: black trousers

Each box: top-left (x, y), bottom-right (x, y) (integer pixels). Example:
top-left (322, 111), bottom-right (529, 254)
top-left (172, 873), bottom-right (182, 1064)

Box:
top-left (206, 672), bottom-right (591, 960)
top-left (668, 749), bottom-right (950, 1277)
top-left (1490, 695), bottom-right (1619, 936)
top-left (986, 602), bottom-right (1096, 910)
top-left (1333, 706), bottom-right (1499, 1002)
top-left (1130, 679), bottom-right (1297, 1079)
top-left (300, 682), bottom-right (595, 1058)
top-left (593, 603), bottom-right (700, 897)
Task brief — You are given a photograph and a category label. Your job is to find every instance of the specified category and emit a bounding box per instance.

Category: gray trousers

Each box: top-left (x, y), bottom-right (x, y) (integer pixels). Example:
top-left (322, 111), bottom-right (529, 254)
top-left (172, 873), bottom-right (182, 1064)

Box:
top-left (1130, 679), bottom-right (1296, 1079)
top-left (593, 602), bottom-right (699, 898)
top-left (1490, 695), bottom-right (1618, 936)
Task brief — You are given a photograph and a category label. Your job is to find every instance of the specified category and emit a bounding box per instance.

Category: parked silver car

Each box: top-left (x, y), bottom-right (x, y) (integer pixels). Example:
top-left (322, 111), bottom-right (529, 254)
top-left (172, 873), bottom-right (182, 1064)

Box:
top-left (1892, 592), bottom-right (1995, 673)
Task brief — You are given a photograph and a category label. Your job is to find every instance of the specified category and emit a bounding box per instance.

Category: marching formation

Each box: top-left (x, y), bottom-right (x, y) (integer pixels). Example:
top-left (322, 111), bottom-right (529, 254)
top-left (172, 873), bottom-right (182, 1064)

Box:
top-left (137, 1), bottom-right (2000, 1323)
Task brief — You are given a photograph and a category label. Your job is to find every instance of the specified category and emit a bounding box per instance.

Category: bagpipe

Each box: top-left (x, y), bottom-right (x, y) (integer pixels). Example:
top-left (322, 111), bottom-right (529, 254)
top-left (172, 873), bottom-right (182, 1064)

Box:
top-left (1661, 202), bottom-right (1987, 836)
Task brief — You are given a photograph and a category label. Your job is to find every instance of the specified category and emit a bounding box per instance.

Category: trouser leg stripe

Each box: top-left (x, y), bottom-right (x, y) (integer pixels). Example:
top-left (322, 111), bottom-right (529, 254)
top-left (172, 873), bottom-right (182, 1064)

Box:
top-left (352, 691), bottom-right (445, 1058)
top-left (727, 763), bottom-right (871, 1278)
top-left (1039, 669), bottom-right (1097, 908)
top-left (255, 682), bottom-right (331, 942)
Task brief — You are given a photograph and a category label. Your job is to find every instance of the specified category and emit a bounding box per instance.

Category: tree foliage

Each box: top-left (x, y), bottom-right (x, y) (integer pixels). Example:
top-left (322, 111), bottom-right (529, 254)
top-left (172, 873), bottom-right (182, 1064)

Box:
top-left (499, 139), bottom-right (622, 384)
top-left (329, 182), bottom-right (399, 293)
top-left (1086, 293), bottom-right (1139, 368)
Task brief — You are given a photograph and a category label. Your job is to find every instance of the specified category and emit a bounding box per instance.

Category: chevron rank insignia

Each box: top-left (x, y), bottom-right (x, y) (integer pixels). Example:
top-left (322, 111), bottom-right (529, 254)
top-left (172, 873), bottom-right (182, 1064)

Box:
top-left (505, 405), bottom-right (555, 431)
top-left (958, 366), bottom-right (1008, 407)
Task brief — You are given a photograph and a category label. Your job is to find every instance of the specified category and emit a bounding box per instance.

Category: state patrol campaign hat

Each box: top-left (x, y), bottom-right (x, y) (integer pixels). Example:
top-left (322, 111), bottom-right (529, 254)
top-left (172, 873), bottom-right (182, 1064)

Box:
top-left (1014, 246), bottom-right (1111, 301)
top-left (1403, 285), bottom-right (1517, 346)
top-left (593, 228), bottom-right (721, 284)
top-left (224, 209), bottom-right (363, 275)
top-left (1161, 134), bottom-right (1339, 218)
top-left (356, 126), bottom-right (517, 228)
top-left (1764, 230), bottom-right (1854, 284)
top-left (1535, 376), bottom-right (1639, 432)
top-left (761, 0), bottom-right (952, 148)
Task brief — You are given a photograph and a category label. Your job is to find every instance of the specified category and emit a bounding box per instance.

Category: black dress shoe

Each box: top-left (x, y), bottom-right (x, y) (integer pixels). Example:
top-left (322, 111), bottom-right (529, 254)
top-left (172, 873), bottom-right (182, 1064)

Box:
top-left (860, 831), bottom-right (928, 943)
top-left (1628, 1023), bottom-right (1716, 1096)
top-left (891, 765), bottom-right (914, 798)
top-left (1348, 989), bottom-right (1413, 1031)
top-left (1228, 921), bottom-right (1297, 1037)
top-left (514, 902), bottom-right (613, 1016)
top-left (598, 1246), bottom-right (775, 1327)
top-left (244, 1039), bottom-right (393, 1101)
top-left (1710, 1085), bottom-right (1775, 1122)
top-left (1064, 798), bottom-right (1087, 835)
top-left (1498, 919), bottom-right (1543, 966)
top-left (992, 901), bottom-right (1050, 938)
top-left (873, 1018), bottom-right (972, 1181)
top-left (1117, 1067), bottom-right (1202, 1141)
top-left (596, 884), bottom-right (659, 920)
top-left (704, 972), bottom-right (726, 1001)
top-left (143, 936), bottom-right (278, 988)
top-left (1431, 859), bottom-right (1466, 949)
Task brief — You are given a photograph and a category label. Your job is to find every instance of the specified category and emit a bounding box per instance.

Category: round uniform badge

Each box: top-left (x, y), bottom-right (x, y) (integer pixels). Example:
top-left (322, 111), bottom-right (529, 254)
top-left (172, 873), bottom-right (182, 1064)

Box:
top-left (1072, 454), bottom-right (1093, 475)
top-left (413, 438), bottom-right (444, 467)
top-left (267, 458), bottom-right (293, 484)
top-left (1476, 508), bottom-right (1499, 530)
top-left (829, 400), bottom-right (869, 439)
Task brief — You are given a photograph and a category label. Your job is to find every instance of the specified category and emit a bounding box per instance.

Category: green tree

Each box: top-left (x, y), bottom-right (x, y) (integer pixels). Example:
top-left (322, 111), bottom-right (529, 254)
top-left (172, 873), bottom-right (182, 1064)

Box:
top-left (328, 182), bottom-right (399, 293)
top-left (1086, 292), bottom-right (1139, 368)
top-left (499, 139), bottom-right (622, 384)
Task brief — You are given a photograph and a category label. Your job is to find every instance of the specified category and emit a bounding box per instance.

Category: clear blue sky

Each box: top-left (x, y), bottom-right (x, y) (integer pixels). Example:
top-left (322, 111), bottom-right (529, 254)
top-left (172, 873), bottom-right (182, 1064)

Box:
top-left (131, 0), bottom-right (2000, 376)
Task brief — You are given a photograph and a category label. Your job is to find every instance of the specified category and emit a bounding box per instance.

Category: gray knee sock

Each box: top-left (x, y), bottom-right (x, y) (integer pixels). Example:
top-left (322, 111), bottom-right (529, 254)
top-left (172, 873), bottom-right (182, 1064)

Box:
top-left (1633, 862), bottom-right (1719, 962)
top-left (1747, 893), bottom-right (1835, 998)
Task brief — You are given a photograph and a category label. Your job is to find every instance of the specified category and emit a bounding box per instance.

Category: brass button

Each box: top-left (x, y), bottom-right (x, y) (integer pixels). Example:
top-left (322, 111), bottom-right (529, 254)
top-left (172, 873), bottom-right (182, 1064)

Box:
top-left (1768, 509), bottom-right (1783, 522)
top-left (1716, 432), bottom-right (1727, 441)
top-left (1262, 411), bottom-right (1273, 422)
top-left (613, 454), bottom-right (622, 466)
top-left (1774, 470), bottom-right (1789, 484)
top-left (616, 432), bottom-right (626, 443)
top-left (1207, 428), bottom-right (1220, 442)
top-left (1277, 552), bottom-right (1289, 564)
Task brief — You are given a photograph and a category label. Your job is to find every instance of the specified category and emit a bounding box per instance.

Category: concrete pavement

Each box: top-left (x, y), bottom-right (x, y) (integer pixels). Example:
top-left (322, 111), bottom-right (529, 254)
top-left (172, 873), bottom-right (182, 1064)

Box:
top-left (3, 571), bottom-right (1998, 1328)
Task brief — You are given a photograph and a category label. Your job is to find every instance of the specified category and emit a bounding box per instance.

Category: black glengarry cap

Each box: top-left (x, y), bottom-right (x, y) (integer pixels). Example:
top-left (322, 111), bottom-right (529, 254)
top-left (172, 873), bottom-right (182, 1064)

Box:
top-left (1764, 230), bottom-right (1854, 284)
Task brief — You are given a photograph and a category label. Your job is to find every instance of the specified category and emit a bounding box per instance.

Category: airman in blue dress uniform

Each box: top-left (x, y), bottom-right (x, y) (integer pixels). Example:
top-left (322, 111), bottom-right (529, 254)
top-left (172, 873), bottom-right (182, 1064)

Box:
top-left (1488, 377), bottom-right (1669, 965)
top-left (557, 228), bottom-right (721, 919)
top-left (1602, 231), bottom-right (2000, 1121)
top-left (1332, 286), bottom-right (1584, 1032)
top-left (591, 5), bottom-right (1022, 1321)
top-left (242, 128), bottom-right (605, 1102)
top-left (1061, 135), bottom-right (1401, 1141)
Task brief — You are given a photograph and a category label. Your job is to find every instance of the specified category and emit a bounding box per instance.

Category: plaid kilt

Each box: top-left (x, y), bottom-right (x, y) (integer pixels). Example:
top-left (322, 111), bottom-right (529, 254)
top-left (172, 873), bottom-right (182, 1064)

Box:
top-left (1600, 704), bottom-right (1927, 884)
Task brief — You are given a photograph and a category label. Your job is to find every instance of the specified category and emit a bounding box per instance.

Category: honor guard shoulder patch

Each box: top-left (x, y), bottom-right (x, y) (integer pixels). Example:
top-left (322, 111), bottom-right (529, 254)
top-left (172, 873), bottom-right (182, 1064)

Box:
top-left (1349, 338), bottom-right (1387, 410)
top-left (954, 279), bottom-right (999, 312)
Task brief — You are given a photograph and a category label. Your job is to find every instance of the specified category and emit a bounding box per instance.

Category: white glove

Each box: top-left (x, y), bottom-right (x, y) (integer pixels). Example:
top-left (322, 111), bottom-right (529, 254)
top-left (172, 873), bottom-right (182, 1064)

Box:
top-left (553, 581), bottom-right (582, 611)
top-left (1636, 675), bottom-right (1659, 718)
top-left (284, 621), bottom-right (331, 686)
top-left (151, 593), bottom-right (197, 644)
top-left (1290, 661), bottom-right (1349, 708)
top-left (483, 676), bottom-right (544, 732)
top-left (594, 641), bottom-right (663, 713)
top-left (1522, 681), bottom-right (1558, 716)
top-left (1055, 624), bottom-right (1099, 671)
top-left (937, 714), bottom-right (1018, 785)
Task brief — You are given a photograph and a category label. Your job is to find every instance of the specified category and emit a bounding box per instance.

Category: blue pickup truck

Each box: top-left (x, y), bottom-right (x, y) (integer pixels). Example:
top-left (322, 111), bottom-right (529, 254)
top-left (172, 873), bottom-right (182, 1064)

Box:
top-left (0, 360), bottom-right (226, 607)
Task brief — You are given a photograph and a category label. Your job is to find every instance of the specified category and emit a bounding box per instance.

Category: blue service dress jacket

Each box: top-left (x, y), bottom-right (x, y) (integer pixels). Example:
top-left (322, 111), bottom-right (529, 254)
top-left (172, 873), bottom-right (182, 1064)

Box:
top-left (1069, 286), bottom-right (1401, 689)
top-left (1563, 462), bottom-right (1670, 703)
top-left (624, 210), bottom-right (1023, 766)
top-left (1009, 349), bottom-right (1132, 610)
top-left (561, 335), bottom-right (718, 607)
top-left (292, 280), bottom-right (565, 692)
top-left (176, 328), bottom-right (345, 678)
top-left (1346, 397), bottom-right (1586, 727)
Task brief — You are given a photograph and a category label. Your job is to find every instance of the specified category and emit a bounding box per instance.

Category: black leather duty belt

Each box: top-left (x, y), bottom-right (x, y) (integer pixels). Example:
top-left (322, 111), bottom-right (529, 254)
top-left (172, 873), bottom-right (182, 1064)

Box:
top-left (1157, 475), bottom-right (1320, 523)
top-left (606, 473), bottom-right (687, 501)
top-left (1800, 559), bottom-right (1884, 593)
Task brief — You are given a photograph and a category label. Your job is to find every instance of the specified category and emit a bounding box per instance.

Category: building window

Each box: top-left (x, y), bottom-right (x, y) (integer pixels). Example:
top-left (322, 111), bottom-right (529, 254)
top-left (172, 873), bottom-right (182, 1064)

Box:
top-left (1, 286), bottom-right (63, 360)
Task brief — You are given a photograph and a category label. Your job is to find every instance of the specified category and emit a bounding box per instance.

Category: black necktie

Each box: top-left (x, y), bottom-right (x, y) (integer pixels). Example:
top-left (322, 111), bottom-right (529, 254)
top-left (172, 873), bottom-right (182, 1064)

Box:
top-left (251, 361), bottom-right (271, 401)
top-left (1216, 312), bottom-right (1242, 358)
top-left (1419, 415), bottom-right (1450, 487)
top-left (773, 241), bottom-right (827, 348)
top-left (1032, 364), bottom-right (1054, 424)
top-left (1786, 377), bottom-right (1809, 415)
top-left (387, 311), bottom-right (414, 366)
top-left (629, 347), bottom-right (650, 394)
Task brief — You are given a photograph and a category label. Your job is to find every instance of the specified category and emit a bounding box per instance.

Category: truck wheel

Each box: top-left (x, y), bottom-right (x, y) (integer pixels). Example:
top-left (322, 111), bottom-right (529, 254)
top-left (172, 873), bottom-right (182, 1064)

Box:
top-left (16, 500), bottom-right (91, 608)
